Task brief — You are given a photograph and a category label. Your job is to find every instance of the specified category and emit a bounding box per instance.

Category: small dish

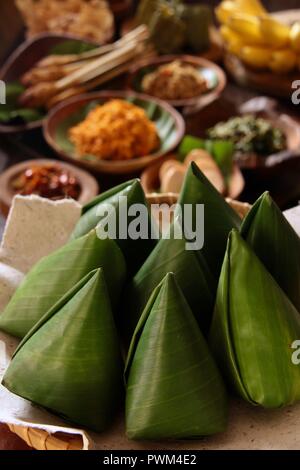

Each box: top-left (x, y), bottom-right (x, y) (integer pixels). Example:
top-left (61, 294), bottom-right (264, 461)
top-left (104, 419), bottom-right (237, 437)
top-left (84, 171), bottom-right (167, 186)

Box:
top-left (141, 154), bottom-right (245, 200)
top-left (44, 90), bottom-right (185, 175)
top-left (0, 159), bottom-right (99, 216)
top-left (0, 33), bottom-right (97, 134)
top-left (235, 98), bottom-right (300, 169)
top-left (127, 55), bottom-right (227, 111)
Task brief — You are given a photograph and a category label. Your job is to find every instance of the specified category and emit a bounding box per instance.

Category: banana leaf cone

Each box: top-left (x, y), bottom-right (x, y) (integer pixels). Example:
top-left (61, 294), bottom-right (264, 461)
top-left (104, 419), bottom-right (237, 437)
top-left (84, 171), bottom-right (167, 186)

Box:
top-left (177, 162), bottom-right (241, 280)
top-left (0, 230), bottom-right (126, 338)
top-left (241, 191), bottom-right (300, 312)
top-left (71, 179), bottom-right (156, 275)
top-left (2, 269), bottom-right (124, 432)
top-left (126, 217), bottom-right (215, 339)
top-left (209, 229), bottom-right (300, 408)
top-left (125, 273), bottom-right (228, 440)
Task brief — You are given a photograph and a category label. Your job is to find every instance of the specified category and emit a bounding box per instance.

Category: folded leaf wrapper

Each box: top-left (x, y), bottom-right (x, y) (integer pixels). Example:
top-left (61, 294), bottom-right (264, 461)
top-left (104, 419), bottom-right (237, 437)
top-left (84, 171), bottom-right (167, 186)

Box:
top-left (178, 163), bottom-right (241, 281)
top-left (241, 192), bottom-right (300, 312)
top-left (125, 273), bottom-right (228, 440)
top-left (126, 218), bottom-right (215, 338)
top-left (0, 230), bottom-right (126, 338)
top-left (2, 269), bottom-right (123, 433)
top-left (71, 180), bottom-right (156, 275)
top-left (210, 230), bottom-right (300, 408)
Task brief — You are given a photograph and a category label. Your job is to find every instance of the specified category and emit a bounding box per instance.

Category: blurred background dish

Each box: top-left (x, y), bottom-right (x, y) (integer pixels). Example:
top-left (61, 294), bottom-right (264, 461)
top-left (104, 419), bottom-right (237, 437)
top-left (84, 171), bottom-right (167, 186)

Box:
top-left (14, 0), bottom-right (115, 43)
top-left (127, 55), bottom-right (226, 110)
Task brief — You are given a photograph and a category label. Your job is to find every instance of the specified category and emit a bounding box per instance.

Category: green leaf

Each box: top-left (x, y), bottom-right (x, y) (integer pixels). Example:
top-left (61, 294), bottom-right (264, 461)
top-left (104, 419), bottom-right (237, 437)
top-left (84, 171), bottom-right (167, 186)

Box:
top-left (178, 136), bottom-right (234, 181)
top-left (50, 40), bottom-right (97, 55)
top-left (209, 229), bottom-right (300, 408)
top-left (177, 162), bottom-right (241, 280)
top-left (71, 180), bottom-right (157, 275)
top-left (0, 82), bottom-right (43, 124)
top-left (5, 82), bottom-right (25, 105)
top-left (2, 269), bottom-right (123, 432)
top-left (125, 273), bottom-right (228, 440)
top-left (241, 192), bottom-right (300, 312)
top-left (0, 230), bottom-right (126, 338)
top-left (126, 217), bottom-right (215, 339)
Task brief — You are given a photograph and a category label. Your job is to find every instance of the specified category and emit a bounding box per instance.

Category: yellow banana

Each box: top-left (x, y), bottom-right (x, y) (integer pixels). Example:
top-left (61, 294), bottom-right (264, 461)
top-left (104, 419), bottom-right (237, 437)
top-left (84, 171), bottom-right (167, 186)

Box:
top-left (228, 13), bottom-right (264, 45)
top-left (233, 0), bottom-right (267, 16)
top-left (240, 46), bottom-right (272, 69)
top-left (270, 49), bottom-right (297, 74)
top-left (220, 26), bottom-right (245, 56)
top-left (290, 22), bottom-right (300, 52)
top-left (215, 1), bottom-right (239, 24)
top-left (259, 17), bottom-right (290, 48)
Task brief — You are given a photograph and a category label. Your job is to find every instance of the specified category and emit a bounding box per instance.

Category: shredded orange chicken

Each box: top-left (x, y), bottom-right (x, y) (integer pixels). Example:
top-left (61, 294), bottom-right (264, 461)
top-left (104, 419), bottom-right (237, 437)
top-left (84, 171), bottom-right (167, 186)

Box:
top-left (69, 100), bottom-right (160, 161)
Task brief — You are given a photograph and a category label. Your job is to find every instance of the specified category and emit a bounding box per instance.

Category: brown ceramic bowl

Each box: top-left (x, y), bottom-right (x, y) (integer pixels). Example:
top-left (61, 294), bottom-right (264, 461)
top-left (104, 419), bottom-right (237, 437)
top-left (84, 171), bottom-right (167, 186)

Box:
top-left (235, 114), bottom-right (300, 170)
top-left (127, 55), bottom-right (227, 111)
top-left (141, 154), bottom-right (245, 200)
top-left (0, 33), bottom-right (98, 134)
top-left (0, 159), bottom-right (99, 217)
top-left (44, 90), bottom-right (186, 175)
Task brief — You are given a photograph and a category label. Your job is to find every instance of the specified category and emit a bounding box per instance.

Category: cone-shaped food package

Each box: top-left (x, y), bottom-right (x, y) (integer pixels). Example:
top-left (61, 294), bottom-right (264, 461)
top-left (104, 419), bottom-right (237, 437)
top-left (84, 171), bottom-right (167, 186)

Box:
top-left (0, 230), bottom-right (126, 338)
top-left (71, 179), bottom-right (156, 275)
top-left (241, 191), bottom-right (300, 312)
top-left (2, 269), bottom-right (124, 432)
top-left (210, 229), bottom-right (300, 408)
top-left (125, 273), bottom-right (228, 440)
top-left (126, 218), bottom-right (215, 338)
top-left (177, 162), bottom-right (241, 280)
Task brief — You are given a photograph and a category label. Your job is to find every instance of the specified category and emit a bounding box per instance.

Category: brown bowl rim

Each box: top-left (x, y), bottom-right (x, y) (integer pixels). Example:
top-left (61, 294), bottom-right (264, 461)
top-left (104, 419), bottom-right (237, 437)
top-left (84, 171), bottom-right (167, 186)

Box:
top-left (0, 33), bottom-right (100, 134)
top-left (0, 158), bottom-right (99, 215)
top-left (126, 54), bottom-right (227, 108)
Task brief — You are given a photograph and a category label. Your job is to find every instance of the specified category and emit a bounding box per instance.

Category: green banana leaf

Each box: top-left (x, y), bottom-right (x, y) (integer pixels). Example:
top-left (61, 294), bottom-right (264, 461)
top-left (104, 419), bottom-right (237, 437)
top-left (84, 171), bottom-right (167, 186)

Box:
top-left (125, 273), bottom-right (228, 440)
top-left (71, 179), bottom-right (157, 275)
top-left (177, 162), bottom-right (241, 280)
top-left (126, 217), bottom-right (215, 339)
top-left (0, 230), bottom-right (126, 338)
top-left (241, 191), bottom-right (300, 312)
top-left (209, 229), bottom-right (300, 408)
top-left (2, 269), bottom-right (123, 432)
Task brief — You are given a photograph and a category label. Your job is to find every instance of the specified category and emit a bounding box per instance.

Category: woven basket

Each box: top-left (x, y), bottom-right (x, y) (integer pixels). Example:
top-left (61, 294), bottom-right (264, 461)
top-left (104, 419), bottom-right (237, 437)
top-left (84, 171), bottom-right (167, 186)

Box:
top-left (7, 194), bottom-right (251, 450)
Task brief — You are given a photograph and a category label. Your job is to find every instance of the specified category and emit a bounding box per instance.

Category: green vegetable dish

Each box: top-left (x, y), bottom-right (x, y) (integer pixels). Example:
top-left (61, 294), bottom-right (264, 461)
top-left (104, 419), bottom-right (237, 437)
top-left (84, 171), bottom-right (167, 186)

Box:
top-left (207, 115), bottom-right (286, 156)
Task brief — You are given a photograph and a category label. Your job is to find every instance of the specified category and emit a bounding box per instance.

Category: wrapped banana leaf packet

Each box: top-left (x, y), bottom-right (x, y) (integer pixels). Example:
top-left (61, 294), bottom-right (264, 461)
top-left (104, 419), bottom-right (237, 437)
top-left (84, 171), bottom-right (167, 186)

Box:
top-left (0, 166), bottom-right (300, 441)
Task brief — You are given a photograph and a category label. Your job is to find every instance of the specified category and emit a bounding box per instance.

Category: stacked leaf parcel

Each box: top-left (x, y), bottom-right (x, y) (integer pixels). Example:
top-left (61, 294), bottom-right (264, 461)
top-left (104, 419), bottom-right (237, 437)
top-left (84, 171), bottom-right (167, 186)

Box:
top-left (0, 164), bottom-right (300, 440)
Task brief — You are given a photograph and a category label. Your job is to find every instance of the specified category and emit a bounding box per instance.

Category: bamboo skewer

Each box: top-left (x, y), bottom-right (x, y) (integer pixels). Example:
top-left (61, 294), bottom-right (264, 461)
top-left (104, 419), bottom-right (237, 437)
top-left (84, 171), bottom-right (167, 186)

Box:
top-left (46, 48), bottom-right (156, 108)
top-left (37, 26), bottom-right (149, 68)
top-left (19, 30), bottom-right (153, 109)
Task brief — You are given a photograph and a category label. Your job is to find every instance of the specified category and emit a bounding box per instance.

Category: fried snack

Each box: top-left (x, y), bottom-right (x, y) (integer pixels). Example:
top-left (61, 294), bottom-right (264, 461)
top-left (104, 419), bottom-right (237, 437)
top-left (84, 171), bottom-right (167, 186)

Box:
top-left (15, 0), bottom-right (114, 43)
top-left (69, 100), bottom-right (160, 161)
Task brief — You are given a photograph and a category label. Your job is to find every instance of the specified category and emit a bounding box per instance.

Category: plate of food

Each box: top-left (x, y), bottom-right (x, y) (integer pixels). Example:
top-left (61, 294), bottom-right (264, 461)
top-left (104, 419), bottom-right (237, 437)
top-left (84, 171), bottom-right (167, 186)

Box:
top-left (0, 159), bottom-right (99, 216)
top-left (207, 112), bottom-right (300, 170)
top-left (44, 91), bottom-right (185, 175)
top-left (0, 34), bottom-right (98, 133)
top-left (216, 0), bottom-right (300, 98)
top-left (127, 55), bottom-right (226, 110)
top-left (0, 26), bottom-right (151, 134)
top-left (141, 135), bottom-right (245, 200)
